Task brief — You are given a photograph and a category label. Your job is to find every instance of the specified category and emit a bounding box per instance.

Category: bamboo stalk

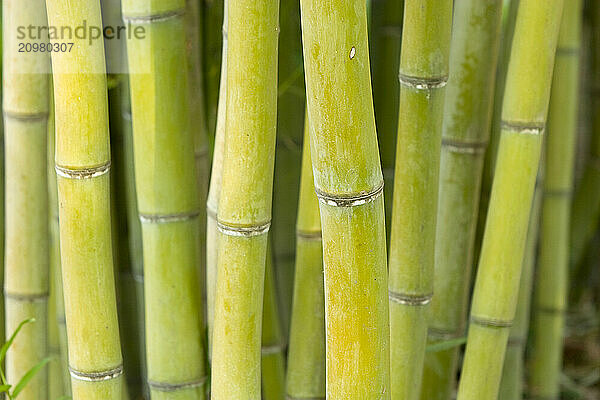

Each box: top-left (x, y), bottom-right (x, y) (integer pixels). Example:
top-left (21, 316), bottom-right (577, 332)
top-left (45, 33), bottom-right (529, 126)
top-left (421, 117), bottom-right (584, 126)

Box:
top-left (205, 0), bottom-right (227, 358)
top-left (210, 0), bottom-right (279, 396)
top-left (498, 164), bottom-right (543, 400)
top-left (570, 1), bottom-right (600, 273)
top-left (370, 0), bottom-right (403, 236)
top-left (420, 2), bottom-right (503, 400)
top-left (271, 0), bottom-right (306, 336)
top-left (46, 0), bottom-right (124, 397)
top-left (47, 79), bottom-right (65, 400)
top-left (456, 1), bottom-right (565, 398)
top-left (122, 0), bottom-right (208, 397)
top-left (261, 242), bottom-right (286, 400)
top-left (529, 2), bottom-right (583, 397)
top-left (202, 0), bottom-right (224, 138)
top-left (3, 0), bottom-right (50, 397)
top-left (389, 1), bottom-right (452, 399)
top-left (285, 118), bottom-right (325, 400)
top-left (300, 0), bottom-right (390, 397)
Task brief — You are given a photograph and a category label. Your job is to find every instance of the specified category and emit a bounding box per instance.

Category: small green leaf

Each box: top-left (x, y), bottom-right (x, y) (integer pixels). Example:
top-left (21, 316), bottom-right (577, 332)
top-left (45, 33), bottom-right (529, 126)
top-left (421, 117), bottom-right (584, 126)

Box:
top-left (426, 337), bottom-right (467, 353)
top-left (11, 357), bottom-right (51, 398)
top-left (0, 319), bottom-right (36, 364)
top-left (0, 384), bottom-right (11, 392)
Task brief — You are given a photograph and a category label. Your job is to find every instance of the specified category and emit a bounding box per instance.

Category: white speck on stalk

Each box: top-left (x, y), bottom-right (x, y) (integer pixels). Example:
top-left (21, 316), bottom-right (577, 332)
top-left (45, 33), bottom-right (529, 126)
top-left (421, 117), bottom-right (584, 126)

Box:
top-left (349, 46), bottom-right (356, 59)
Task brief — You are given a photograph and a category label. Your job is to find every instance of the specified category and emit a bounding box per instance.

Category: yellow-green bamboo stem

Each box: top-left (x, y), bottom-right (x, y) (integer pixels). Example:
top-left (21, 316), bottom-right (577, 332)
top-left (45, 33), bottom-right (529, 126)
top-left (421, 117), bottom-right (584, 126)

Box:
top-left (529, 2), bottom-right (583, 398)
top-left (498, 165), bottom-right (543, 400)
top-left (205, 0), bottom-right (227, 359)
top-left (47, 79), bottom-right (65, 400)
top-left (201, 0), bottom-right (224, 138)
top-left (3, 0), bottom-right (50, 397)
top-left (271, 0), bottom-right (306, 337)
top-left (370, 0), bottom-right (403, 236)
top-left (210, 0), bottom-right (279, 397)
top-left (261, 242), bottom-right (286, 400)
top-left (46, 0), bottom-right (124, 397)
top-left (123, 0), bottom-right (208, 397)
top-left (389, 1), bottom-right (453, 399)
top-left (456, 1), bottom-right (564, 399)
top-left (300, 0), bottom-right (389, 397)
top-left (285, 118), bottom-right (325, 400)
top-left (570, 2), bottom-right (600, 273)
top-left (420, 2), bottom-right (503, 400)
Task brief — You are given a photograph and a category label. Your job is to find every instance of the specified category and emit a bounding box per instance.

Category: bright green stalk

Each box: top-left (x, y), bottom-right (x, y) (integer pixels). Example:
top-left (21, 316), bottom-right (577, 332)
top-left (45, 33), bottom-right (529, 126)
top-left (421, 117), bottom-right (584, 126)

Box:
top-left (420, 2), bottom-right (503, 400)
top-left (300, 0), bottom-right (390, 397)
top-left (529, 2), bottom-right (583, 398)
top-left (370, 0), bottom-right (403, 235)
top-left (389, 1), bottom-right (452, 399)
top-left (210, 0), bottom-right (279, 397)
top-left (46, 0), bottom-right (124, 397)
top-left (205, 0), bottom-right (227, 358)
top-left (47, 80), bottom-right (65, 400)
top-left (570, 2), bottom-right (600, 273)
top-left (123, 0), bottom-right (208, 397)
top-left (456, 1), bottom-right (564, 399)
top-left (3, 0), bottom-right (50, 398)
top-left (272, 0), bottom-right (306, 336)
top-left (285, 119), bottom-right (325, 400)
top-left (261, 242), bottom-right (286, 400)
top-left (498, 165), bottom-right (543, 400)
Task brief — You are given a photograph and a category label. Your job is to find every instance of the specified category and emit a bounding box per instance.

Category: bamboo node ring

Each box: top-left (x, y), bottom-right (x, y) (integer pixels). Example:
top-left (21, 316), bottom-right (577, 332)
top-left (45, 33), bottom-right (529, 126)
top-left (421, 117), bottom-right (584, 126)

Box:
top-left (315, 181), bottom-right (384, 207)
top-left (470, 315), bottom-right (513, 328)
top-left (398, 73), bottom-right (448, 90)
top-left (296, 230), bottom-right (322, 240)
top-left (139, 210), bottom-right (201, 224)
top-left (3, 111), bottom-right (49, 122)
top-left (217, 220), bottom-right (271, 237)
top-left (388, 291), bottom-right (433, 306)
top-left (4, 291), bottom-right (48, 303)
top-left (69, 364), bottom-right (123, 382)
top-left (122, 9), bottom-right (186, 24)
top-left (262, 342), bottom-right (286, 355)
top-left (500, 120), bottom-right (545, 135)
top-left (55, 162), bottom-right (111, 180)
top-left (427, 327), bottom-right (462, 340)
top-left (148, 376), bottom-right (208, 392)
top-left (441, 138), bottom-right (488, 155)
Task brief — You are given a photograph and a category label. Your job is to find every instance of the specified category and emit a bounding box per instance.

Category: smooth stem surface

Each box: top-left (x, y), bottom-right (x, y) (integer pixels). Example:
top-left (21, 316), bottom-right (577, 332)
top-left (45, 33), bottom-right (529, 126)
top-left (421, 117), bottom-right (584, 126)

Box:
top-left (389, 1), bottom-right (452, 399)
top-left (210, 0), bottom-right (279, 397)
top-left (3, 1), bottom-right (50, 397)
top-left (205, 0), bottom-right (227, 359)
top-left (498, 165), bottom-right (543, 400)
top-left (46, 0), bottom-right (124, 397)
top-left (300, 0), bottom-right (390, 397)
top-left (529, 2), bottom-right (583, 397)
top-left (285, 119), bottom-right (325, 399)
top-left (123, 0), bottom-right (208, 398)
top-left (421, 2), bottom-right (503, 400)
top-left (457, 1), bottom-right (564, 399)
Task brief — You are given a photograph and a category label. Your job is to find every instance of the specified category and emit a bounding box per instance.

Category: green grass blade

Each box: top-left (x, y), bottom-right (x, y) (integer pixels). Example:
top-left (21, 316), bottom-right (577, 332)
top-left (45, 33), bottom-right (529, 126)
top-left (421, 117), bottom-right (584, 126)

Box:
top-left (426, 337), bottom-right (467, 353)
top-left (0, 319), bottom-right (35, 364)
top-left (11, 357), bottom-right (51, 398)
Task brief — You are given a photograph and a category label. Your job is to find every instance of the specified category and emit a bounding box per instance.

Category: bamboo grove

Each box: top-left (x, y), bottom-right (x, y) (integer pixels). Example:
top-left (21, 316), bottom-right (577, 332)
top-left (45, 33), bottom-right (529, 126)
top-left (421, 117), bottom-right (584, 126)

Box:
top-left (0, 0), bottom-right (599, 399)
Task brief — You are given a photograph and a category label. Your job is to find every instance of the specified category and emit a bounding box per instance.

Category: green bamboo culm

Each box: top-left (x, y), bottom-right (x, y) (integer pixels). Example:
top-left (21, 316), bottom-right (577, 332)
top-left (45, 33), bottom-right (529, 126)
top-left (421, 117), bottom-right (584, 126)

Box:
top-left (420, 2), bottom-right (504, 400)
top-left (122, 0), bottom-right (208, 397)
top-left (300, 0), bottom-right (390, 397)
top-left (389, 1), bottom-right (453, 399)
top-left (210, 0), bottom-right (279, 397)
top-left (529, 2), bottom-right (583, 398)
top-left (261, 242), bottom-right (286, 400)
top-left (498, 163), bottom-right (543, 400)
top-left (201, 0), bottom-right (224, 138)
top-left (3, 0), bottom-right (50, 397)
top-left (205, 0), bottom-right (227, 358)
top-left (456, 1), bottom-right (565, 399)
top-left (46, 0), bottom-right (124, 397)
top-left (570, 1), bottom-right (600, 275)
top-left (285, 117), bottom-right (325, 400)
